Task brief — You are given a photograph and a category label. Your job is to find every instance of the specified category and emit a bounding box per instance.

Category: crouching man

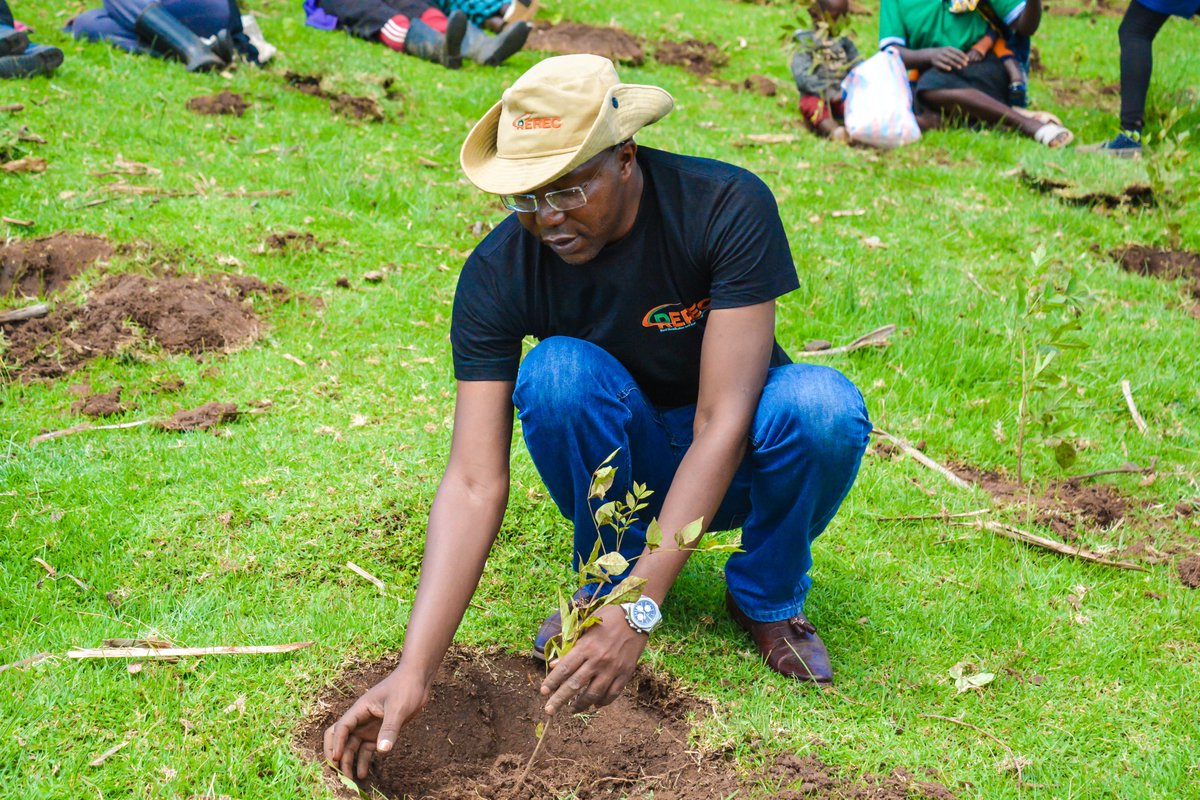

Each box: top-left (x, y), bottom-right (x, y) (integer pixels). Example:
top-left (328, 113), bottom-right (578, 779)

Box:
top-left (324, 54), bottom-right (871, 778)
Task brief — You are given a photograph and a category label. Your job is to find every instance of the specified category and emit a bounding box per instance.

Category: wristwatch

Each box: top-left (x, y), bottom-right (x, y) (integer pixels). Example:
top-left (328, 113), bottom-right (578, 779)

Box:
top-left (620, 596), bottom-right (663, 634)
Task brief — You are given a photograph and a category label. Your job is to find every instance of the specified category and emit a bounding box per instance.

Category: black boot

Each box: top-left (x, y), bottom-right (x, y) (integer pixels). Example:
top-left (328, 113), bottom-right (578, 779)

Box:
top-left (461, 19), bottom-right (529, 67)
top-left (403, 9), bottom-right (466, 69)
top-left (0, 26), bottom-right (30, 57)
top-left (134, 3), bottom-right (226, 72)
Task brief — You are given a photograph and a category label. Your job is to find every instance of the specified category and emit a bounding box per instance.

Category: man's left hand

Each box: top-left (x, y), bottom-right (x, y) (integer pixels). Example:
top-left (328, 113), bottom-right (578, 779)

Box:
top-left (540, 604), bottom-right (648, 714)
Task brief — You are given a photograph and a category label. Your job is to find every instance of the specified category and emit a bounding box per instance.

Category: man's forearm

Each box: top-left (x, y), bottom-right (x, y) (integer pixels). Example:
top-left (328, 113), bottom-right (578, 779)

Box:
top-left (1013, 0), bottom-right (1041, 37)
top-left (394, 473), bottom-right (508, 685)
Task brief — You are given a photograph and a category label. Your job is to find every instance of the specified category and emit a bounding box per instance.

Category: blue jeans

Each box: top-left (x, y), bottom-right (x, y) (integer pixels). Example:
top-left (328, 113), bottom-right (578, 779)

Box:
top-left (512, 337), bottom-right (871, 623)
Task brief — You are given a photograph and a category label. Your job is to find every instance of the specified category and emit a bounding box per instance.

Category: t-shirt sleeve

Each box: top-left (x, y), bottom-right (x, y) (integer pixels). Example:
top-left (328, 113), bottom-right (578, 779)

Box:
top-left (450, 249), bottom-right (524, 382)
top-left (704, 171), bottom-right (799, 311)
top-left (993, 0), bottom-right (1028, 26)
top-left (879, 0), bottom-right (907, 49)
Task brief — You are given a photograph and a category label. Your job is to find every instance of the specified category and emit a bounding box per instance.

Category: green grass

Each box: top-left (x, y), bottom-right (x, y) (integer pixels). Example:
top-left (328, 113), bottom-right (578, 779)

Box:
top-left (2, 0), bottom-right (1199, 797)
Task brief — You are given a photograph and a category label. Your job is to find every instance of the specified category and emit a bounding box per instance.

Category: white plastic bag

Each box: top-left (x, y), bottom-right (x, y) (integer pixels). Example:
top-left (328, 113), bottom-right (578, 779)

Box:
top-left (841, 48), bottom-right (921, 149)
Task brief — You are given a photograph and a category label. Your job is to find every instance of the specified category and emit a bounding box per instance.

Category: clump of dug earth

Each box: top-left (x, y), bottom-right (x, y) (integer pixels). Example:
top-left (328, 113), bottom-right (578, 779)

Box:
top-left (302, 647), bottom-right (956, 799)
top-left (187, 90), bottom-right (251, 117)
top-left (525, 21), bottom-right (645, 65)
top-left (0, 233), bottom-right (114, 297)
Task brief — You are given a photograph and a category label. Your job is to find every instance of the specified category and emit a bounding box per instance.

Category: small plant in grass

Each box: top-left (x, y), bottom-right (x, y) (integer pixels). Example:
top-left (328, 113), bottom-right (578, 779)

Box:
top-left (517, 449), bottom-right (737, 789)
top-left (1144, 108), bottom-right (1199, 250)
top-left (1009, 246), bottom-right (1088, 483)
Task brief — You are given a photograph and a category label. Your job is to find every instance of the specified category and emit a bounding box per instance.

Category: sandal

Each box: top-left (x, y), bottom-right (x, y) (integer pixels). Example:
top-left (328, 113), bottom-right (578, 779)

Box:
top-left (1034, 123), bottom-right (1073, 148)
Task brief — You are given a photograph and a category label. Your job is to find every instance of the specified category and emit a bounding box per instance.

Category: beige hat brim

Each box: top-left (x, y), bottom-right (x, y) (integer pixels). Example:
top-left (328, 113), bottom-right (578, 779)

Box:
top-left (460, 83), bottom-right (674, 196)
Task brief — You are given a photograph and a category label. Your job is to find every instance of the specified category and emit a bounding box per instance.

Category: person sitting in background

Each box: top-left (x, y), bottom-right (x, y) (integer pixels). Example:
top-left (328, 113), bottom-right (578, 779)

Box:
top-left (1081, 0), bottom-right (1200, 157)
top-left (304, 0), bottom-right (529, 68)
top-left (431, 0), bottom-right (537, 33)
top-left (879, 0), bottom-right (1073, 147)
top-left (789, 0), bottom-right (860, 141)
top-left (66, 0), bottom-right (275, 73)
top-left (0, 1), bottom-right (64, 78)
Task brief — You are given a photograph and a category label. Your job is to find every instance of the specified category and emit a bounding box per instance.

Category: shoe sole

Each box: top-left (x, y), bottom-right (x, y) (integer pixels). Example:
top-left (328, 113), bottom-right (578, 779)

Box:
top-left (484, 21), bottom-right (529, 66)
top-left (0, 29), bottom-right (30, 57)
top-left (0, 47), bottom-right (63, 78)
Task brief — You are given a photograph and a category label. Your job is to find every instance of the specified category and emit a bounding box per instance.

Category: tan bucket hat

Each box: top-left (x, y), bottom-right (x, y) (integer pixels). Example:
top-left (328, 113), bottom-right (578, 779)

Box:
top-left (460, 54), bottom-right (674, 195)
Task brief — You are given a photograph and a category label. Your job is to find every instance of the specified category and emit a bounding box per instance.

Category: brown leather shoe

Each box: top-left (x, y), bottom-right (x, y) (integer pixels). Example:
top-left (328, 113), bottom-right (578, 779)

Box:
top-left (725, 590), bottom-right (833, 683)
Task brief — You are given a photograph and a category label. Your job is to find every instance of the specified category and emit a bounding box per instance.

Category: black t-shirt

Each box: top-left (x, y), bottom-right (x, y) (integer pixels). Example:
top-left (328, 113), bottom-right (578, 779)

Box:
top-left (450, 147), bottom-right (799, 408)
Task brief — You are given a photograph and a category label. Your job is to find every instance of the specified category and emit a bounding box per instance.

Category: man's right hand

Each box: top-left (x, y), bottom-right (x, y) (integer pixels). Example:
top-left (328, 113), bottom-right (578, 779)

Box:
top-left (322, 670), bottom-right (429, 779)
top-left (930, 47), bottom-right (970, 71)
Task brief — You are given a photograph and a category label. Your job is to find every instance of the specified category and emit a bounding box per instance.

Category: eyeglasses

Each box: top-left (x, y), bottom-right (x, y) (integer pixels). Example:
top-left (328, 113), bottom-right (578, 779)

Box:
top-left (499, 143), bottom-right (626, 214)
top-left (500, 179), bottom-right (594, 214)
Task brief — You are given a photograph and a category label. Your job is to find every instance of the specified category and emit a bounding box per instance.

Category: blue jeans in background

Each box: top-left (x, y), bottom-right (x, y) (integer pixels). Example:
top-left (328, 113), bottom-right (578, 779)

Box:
top-left (512, 336), bottom-right (871, 623)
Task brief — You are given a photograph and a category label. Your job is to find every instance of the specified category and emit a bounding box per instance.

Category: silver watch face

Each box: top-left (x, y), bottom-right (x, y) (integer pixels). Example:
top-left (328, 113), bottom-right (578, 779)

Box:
top-left (628, 597), bottom-right (661, 632)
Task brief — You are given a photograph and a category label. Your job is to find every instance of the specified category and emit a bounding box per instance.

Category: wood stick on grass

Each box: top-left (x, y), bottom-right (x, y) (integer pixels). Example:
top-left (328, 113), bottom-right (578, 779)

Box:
top-left (1121, 380), bottom-right (1149, 435)
top-left (0, 303), bottom-right (50, 324)
top-left (30, 419), bottom-right (155, 445)
top-left (872, 429), bottom-right (972, 490)
top-left (0, 652), bottom-right (54, 674)
top-left (919, 713), bottom-right (1024, 783)
top-left (956, 520), bottom-right (1148, 571)
top-left (794, 324), bottom-right (897, 358)
top-left (1068, 457), bottom-right (1157, 485)
top-left (875, 508), bottom-right (990, 521)
top-left (68, 641), bottom-right (313, 659)
top-left (89, 739), bottom-right (131, 767)
top-left (345, 561), bottom-right (386, 593)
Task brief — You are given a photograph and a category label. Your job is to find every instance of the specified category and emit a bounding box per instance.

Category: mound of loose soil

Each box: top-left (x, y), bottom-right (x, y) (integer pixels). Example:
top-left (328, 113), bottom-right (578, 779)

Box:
top-left (261, 231), bottom-right (322, 253)
top-left (526, 21), bottom-right (644, 65)
top-left (1019, 171), bottom-right (1154, 209)
top-left (154, 401), bottom-right (239, 432)
top-left (951, 464), bottom-right (1128, 538)
top-left (654, 39), bottom-right (727, 76)
top-left (282, 71), bottom-right (385, 122)
top-left (1, 234), bottom-right (113, 298)
top-left (301, 648), bottom-right (955, 800)
top-left (1, 273), bottom-right (266, 381)
top-left (71, 386), bottom-right (127, 417)
top-left (187, 90), bottom-right (251, 117)
top-left (742, 74), bottom-right (777, 96)
top-left (1111, 245), bottom-right (1200, 298)
top-left (284, 71), bottom-right (326, 97)
top-left (1179, 555), bottom-right (1200, 589)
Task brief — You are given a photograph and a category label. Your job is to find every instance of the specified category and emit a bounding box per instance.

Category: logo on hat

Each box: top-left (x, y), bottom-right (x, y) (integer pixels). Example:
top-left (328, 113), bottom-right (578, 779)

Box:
top-left (513, 114), bottom-right (563, 130)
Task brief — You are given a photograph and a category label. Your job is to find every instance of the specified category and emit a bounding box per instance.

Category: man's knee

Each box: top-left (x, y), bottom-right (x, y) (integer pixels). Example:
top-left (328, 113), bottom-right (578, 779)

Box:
top-left (513, 337), bottom-right (618, 416)
top-left (754, 365), bottom-right (871, 460)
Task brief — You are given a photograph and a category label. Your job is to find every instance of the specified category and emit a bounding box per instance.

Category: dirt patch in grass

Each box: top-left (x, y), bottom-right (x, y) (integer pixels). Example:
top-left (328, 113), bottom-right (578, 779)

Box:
top-left (301, 648), bottom-right (956, 800)
top-left (1178, 555), bottom-right (1200, 588)
top-left (187, 90), bottom-right (250, 117)
top-left (951, 463), bottom-right (1130, 539)
top-left (71, 386), bottom-right (127, 417)
top-left (1111, 245), bottom-right (1200, 298)
top-left (1, 233), bottom-right (114, 298)
top-left (1019, 170), bottom-right (1154, 209)
top-left (282, 71), bottom-right (385, 122)
top-left (1, 272), bottom-right (277, 381)
top-left (654, 39), bottom-right (728, 76)
top-left (154, 401), bottom-right (240, 432)
top-left (526, 21), bottom-right (645, 65)
top-left (261, 230), bottom-right (323, 253)
top-left (742, 74), bottom-right (778, 96)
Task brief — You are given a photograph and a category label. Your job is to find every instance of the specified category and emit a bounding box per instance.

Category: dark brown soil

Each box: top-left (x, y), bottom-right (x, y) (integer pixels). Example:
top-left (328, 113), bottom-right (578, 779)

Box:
top-left (187, 90), bottom-right (250, 117)
top-left (654, 39), bottom-right (728, 76)
top-left (952, 464), bottom-right (1129, 539)
top-left (300, 648), bottom-right (955, 800)
top-left (526, 21), bottom-right (644, 65)
top-left (262, 231), bottom-right (322, 252)
top-left (1019, 171), bottom-right (1154, 209)
top-left (743, 74), bottom-right (777, 96)
top-left (1111, 245), bottom-right (1200, 298)
top-left (1, 234), bottom-right (114, 298)
top-left (1, 273), bottom-right (266, 381)
top-left (282, 70), bottom-right (384, 122)
top-left (1178, 555), bottom-right (1200, 588)
top-left (154, 401), bottom-right (239, 432)
top-left (71, 386), bottom-right (127, 417)
top-left (329, 93), bottom-right (384, 122)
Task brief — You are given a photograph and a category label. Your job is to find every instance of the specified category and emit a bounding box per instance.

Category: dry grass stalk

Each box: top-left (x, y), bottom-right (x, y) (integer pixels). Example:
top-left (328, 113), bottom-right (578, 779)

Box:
top-left (872, 428), bottom-right (972, 489)
top-left (1121, 380), bottom-right (1149, 434)
top-left (794, 324), bottom-right (897, 358)
top-left (956, 520), bottom-right (1148, 571)
top-left (67, 641), bottom-right (313, 659)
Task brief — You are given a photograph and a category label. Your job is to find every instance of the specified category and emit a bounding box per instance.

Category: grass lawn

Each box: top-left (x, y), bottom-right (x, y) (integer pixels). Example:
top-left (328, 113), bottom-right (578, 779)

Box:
top-left (2, 0), bottom-right (1199, 797)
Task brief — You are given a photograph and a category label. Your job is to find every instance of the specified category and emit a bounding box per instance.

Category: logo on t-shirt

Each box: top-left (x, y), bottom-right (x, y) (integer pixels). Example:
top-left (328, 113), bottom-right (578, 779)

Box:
top-left (512, 115), bottom-right (562, 130)
top-left (641, 298), bottom-right (711, 332)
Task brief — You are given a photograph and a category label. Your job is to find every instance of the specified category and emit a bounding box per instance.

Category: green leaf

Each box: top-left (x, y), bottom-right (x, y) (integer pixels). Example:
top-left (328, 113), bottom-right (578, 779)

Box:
top-left (645, 518), bottom-right (663, 550)
top-left (1053, 440), bottom-right (1078, 469)
top-left (674, 517), bottom-right (705, 547)
top-left (337, 773), bottom-right (364, 796)
top-left (593, 500), bottom-right (617, 528)
top-left (535, 721), bottom-right (545, 740)
top-left (693, 540), bottom-right (743, 554)
top-left (606, 575), bottom-right (648, 605)
top-left (594, 551), bottom-right (629, 576)
top-left (588, 466), bottom-right (616, 500)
